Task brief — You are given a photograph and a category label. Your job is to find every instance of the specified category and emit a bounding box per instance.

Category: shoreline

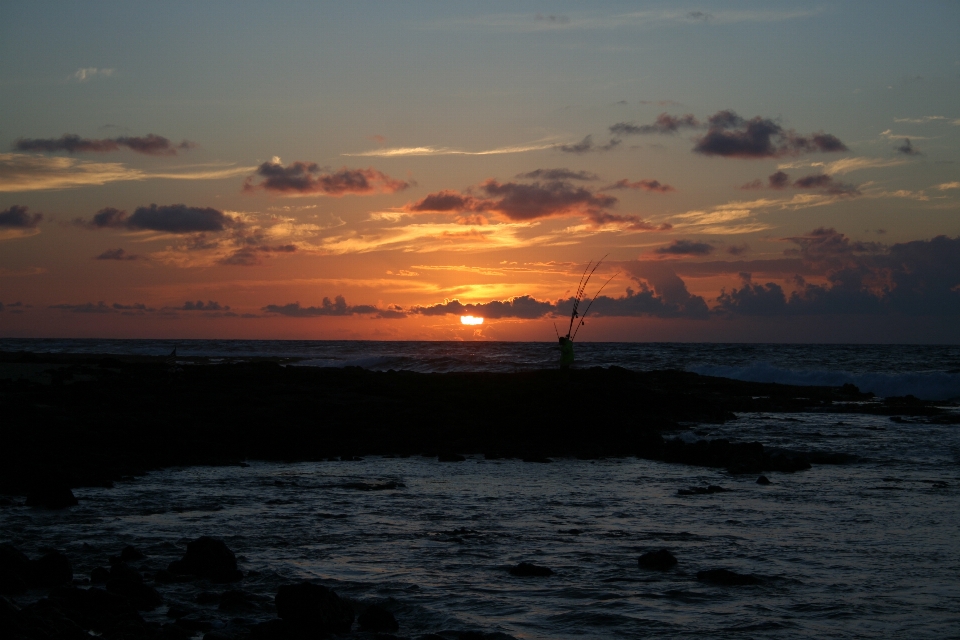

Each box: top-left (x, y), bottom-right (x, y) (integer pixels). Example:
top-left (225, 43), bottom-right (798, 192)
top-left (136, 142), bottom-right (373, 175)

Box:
top-left (2, 350), bottom-right (955, 499)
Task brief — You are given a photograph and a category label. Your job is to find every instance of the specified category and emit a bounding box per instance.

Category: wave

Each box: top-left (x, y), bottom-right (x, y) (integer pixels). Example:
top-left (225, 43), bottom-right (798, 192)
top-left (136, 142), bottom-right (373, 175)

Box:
top-left (690, 362), bottom-right (960, 401)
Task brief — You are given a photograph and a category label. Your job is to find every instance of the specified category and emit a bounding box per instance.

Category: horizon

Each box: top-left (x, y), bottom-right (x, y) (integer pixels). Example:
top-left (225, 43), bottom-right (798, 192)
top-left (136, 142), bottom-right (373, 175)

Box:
top-left (2, 1), bottom-right (959, 343)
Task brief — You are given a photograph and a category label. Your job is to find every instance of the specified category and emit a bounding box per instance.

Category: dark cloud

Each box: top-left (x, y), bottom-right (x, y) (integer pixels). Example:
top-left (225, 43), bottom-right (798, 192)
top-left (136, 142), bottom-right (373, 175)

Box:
top-left (793, 174), bottom-right (860, 195)
top-left (718, 229), bottom-right (960, 316)
top-left (896, 138), bottom-right (921, 156)
top-left (686, 11), bottom-right (713, 21)
top-left (182, 300), bottom-right (229, 311)
top-left (78, 204), bottom-right (237, 233)
top-left (218, 244), bottom-right (297, 266)
top-left (13, 133), bottom-right (194, 156)
top-left (693, 110), bottom-right (848, 158)
top-left (243, 161), bottom-right (410, 195)
top-left (655, 239), bottom-right (715, 256)
top-left (609, 113), bottom-right (701, 136)
top-left (95, 248), bottom-right (138, 260)
top-left (768, 170), bottom-right (790, 189)
top-left (0, 205), bottom-right (42, 228)
top-left (516, 168), bottom-right (598, 181)
top-left (617, 261), bottom-right (711, 318)
top-left (558, 135), bottom-right (621, 154)
top-left (604, 179), bottom-right (676, 193)
top-left (262, 296), bottom-right (405, 319)
top-left (405, 191), bottom-right (480, 213)
top-left (412, 295), bottom-right (554, 319)
top-left (726, 244), bottom-right (750, 256)
top-left (535, 13), bottom-right (569, 24)
top-left (48, 301), bottom-right (158, 315)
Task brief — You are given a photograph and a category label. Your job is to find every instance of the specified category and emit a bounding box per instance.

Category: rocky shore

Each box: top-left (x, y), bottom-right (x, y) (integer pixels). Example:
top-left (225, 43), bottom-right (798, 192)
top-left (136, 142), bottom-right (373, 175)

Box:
top-left (2, 350), bottom-right (954, 499)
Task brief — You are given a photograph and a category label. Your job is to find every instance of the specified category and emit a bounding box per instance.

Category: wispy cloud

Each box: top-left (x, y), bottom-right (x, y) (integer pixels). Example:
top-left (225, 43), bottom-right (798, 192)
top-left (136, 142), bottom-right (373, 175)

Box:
top-left (937, 181), bottom-right (960, 191)
top-left (777, 156), bottom-right (907, 175)
top-left (893, 116), bottom-right (948, 123)
top-left (0, 154), bottom-right (254, 192)
top-left (344, 140), bottom-right (557, 157)
top-left (73, 67), bottom-right (114, 82)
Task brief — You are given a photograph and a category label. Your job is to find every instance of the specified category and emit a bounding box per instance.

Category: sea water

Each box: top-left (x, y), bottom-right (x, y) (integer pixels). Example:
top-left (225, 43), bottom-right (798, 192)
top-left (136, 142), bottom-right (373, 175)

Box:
top-left (1, 340), bottom-right (959, 638)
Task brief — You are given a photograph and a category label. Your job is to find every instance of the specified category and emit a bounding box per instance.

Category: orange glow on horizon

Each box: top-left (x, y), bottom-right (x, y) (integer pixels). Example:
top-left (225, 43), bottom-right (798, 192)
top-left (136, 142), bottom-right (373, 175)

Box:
top-left (460, 315), bottom-right (484, 325)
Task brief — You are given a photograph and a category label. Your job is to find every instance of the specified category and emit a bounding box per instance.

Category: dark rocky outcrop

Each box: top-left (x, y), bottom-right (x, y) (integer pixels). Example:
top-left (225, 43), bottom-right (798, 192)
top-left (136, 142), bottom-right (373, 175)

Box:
top-left (105, 561), bottom-right (162, 610)
top-left (756, 475), bottom-right (771, 485)
top-left (274, 582), bottom-right (354, 637)
top-left (438, 453), bottom-right (466, 462)
top-left (167, 537), bottom-right (243, 583)
top-left (0, 544), bottom-right (30, 596)
top-left (696, 568), bottom-right (761, 586)
top-left (509, 562), bottom-right (553, 577)
top-left (637, 549), bottom-right (677, 571)
top-left (357, 602), bottom-right (399, 633)
top-left (24, 483), bottom-right (78, 509)
top-left (120, 545), bottom-right (145, 562)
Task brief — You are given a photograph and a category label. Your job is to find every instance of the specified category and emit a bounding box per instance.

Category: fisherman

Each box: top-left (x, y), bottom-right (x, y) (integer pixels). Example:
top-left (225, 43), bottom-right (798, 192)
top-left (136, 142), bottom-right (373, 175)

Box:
top-left (559, 335), bottom-right (574, 368)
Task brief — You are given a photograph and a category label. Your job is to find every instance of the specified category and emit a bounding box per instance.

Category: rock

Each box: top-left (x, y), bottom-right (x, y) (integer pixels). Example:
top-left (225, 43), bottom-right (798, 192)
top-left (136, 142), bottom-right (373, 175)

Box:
top-left (109, 561), bottom-right (143, 584)
top-left (756, 475), bottom-right (771, 485)
top-left (167, 537), bottom-right (243, 583)
top-left (219, 589), bottom-right (255, 612)
top-left (357, 603), bottom-right (399, 633)
top-left (90, 566), bottom-right (110, 584)
top-left (0, 544), bottom-right (29, 596)
top-left (509, 562), bottom-right (553, 577)
top-left (521, 455), bottom-right (553, 463)
top-left (249, 619), bottom-right (286, 640)
top-left (438, 453), bottom-right (466, 462)
top-left (120, 545), bottom-right (145, 562)
top-left (696, 568), bottom-right (761, 586)
top-left (637, 549), bottom-right (677, 571)
top-left (203, 632), bottom-right (234, 640)
top-left (275, 582), bottom-right (354, 636)
top-left (677, 485), bottom-right (729, 496)
top-left (25, 483), bottom-right (78, 509)
top-left (105, 561), bottom-right (162, 609)
top-left (30, 551), bottom-right (73, 587)
top-left (33, 586), bottom-right (147, 637)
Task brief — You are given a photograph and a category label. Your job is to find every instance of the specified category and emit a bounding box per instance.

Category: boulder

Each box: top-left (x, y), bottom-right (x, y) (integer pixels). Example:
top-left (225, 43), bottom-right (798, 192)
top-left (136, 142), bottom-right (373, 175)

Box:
top-left (218, 590), bottom-right (256, 613)
top-left (90, 567), bottom-right (110, 584)
top-left (120, 545), bottom-right (145, 562)
top-left (0, 544), bottom-right (29, 596)
top-left (275, 582), bottom-right (354, 636)
top-left (696, 568), bottom-right (760, 586)
top-left (756, 475), bottom-right (771, 485)
top-left (438, 453), bottom-right (466, 462)
top-left (508, 562), bottom-right (553, 577)
top-left (637, 549), bottom-right (677, 571)
top-left (357, 603), bottom-right (399, 633)
top-left (105, 562), bottom-right (162, 610)
top-left (25, 483), bottom-right (78, 509)
top-left (167, 537), bottom-right (243, 583)
top-left (30, 551), bottom-right (73, 587)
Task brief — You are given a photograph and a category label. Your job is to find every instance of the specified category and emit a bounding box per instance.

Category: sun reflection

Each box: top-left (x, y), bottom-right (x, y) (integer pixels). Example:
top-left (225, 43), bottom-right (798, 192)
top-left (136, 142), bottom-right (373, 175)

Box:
top-left (460, 315), bottom-right (484, 325)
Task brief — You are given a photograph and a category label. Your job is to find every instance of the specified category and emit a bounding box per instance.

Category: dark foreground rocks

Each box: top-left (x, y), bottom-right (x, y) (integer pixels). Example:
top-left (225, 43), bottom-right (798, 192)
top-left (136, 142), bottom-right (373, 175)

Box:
top-left (0, 545), bottom-right (72, 595)
top-left (0, 351), bottom-right (921, 495)
top-left (167, 537), bottom-right (243, 583)
top-left (638, 549), bottom-right (677, 571)
top-left (697, 568), bottom-right (762, 586)
top-left (509, 562), bottom-right (553, 577)
top-left (275, 582), bottom-right (354, 636)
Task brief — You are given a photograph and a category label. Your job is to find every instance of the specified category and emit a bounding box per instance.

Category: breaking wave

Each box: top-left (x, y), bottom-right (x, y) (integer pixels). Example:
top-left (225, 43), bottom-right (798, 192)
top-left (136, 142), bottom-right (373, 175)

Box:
top-left (690, 362), bottom-right (960, 401)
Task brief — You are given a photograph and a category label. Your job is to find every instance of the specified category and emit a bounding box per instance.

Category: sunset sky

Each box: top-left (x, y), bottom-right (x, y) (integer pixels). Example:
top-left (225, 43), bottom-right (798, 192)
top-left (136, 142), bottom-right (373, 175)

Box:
top-left (2, 1), bottom-right (959, 342)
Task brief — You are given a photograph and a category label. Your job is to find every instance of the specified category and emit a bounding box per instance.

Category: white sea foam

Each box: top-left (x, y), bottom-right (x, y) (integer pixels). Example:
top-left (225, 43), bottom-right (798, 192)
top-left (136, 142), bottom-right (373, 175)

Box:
top-left (690, 362), bottom-right (960, 400)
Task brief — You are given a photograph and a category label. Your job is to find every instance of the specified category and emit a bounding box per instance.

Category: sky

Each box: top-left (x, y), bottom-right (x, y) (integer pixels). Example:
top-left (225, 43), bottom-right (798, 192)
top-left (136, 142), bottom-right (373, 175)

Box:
top-left (1, 1), bottom-right (959, 342)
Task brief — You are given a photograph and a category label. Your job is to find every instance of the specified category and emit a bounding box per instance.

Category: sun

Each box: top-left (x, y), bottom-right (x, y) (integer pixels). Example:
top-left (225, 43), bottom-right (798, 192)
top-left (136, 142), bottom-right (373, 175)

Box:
top-left (460, 315), bottom-right (484, 325)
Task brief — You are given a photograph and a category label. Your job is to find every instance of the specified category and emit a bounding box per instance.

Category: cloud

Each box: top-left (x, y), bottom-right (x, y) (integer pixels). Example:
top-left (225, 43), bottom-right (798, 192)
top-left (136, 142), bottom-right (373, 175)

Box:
top-left (937, 181), bottom-right (960, 190)
top-left (79, 204), bottom-right (237, 233)
top-left (895, 138), bottom-right (921, 156)
top-left (609, 113), bottom-right (701, 136)
top-left (73, 67), bottom-right (114, 82)
top-left (718, 229), bottom-right (960, 316)
top-left (558, 135), bottom-right (621, 154)
top-left (893, 116), bottom-right (947, 123)
top-left (95, 248), bottom-right (138, 260)
top-left (48, 301), bottom-right (157, 315)
top-left (793, 173), bottom-right (860, 195)
top-left (535, 13), bottom-right (570, 25)
top-left (604, 178), bottom-right (675, 193)
top-left (0, 205), bottom-right (42, 228)
top-left (0, 153), bottom-right (254, 192)
top-left (726, 244), bottom-right (750, 256)
top-left (218, 243), bottom-right (297, 266)
top-left (243, 160), bottom-right (410, 196)
top-left (655, 239), bottom-right (714, 256)
top-left (14, 134), bottom-right (194, 156)
top-left (768, 170), bottom-right (790, 189)
top-left (412, 295), bottom-right (555, 319)
top-left (516, 168), bottom-right (598, 181)
top-left (345, 141), bottom-right (556, 157)
top-left (693, 110), bottom-right (847, 158)
top-left (181, 300), bottom-right (229, 311)
top-left (262, 295), bottom-right (405, 318)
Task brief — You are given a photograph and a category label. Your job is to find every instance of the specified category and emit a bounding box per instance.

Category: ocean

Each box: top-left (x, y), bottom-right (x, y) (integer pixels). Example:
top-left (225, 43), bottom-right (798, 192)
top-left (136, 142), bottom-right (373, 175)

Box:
top-left (1, 340), bottom-right (959, 638)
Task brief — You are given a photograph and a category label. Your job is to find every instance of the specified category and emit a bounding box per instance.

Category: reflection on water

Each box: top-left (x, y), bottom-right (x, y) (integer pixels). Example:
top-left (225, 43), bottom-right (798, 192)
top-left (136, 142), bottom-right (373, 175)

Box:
top-left (2, 412), bottom-right (958, 639)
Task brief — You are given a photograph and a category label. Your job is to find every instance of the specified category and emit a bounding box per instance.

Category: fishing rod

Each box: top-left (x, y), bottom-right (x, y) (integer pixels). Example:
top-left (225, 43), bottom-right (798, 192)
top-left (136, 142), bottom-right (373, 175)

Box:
top-left (566, 255), bottom-right (608, 338)
top-left (570, 270), bottom-right (620, 341)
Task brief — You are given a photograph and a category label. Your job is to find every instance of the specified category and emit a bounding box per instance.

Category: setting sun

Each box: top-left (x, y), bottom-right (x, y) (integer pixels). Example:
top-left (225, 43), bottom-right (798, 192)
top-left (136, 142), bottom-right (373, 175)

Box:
top-left (460, 316), bottom-right (484, 325)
